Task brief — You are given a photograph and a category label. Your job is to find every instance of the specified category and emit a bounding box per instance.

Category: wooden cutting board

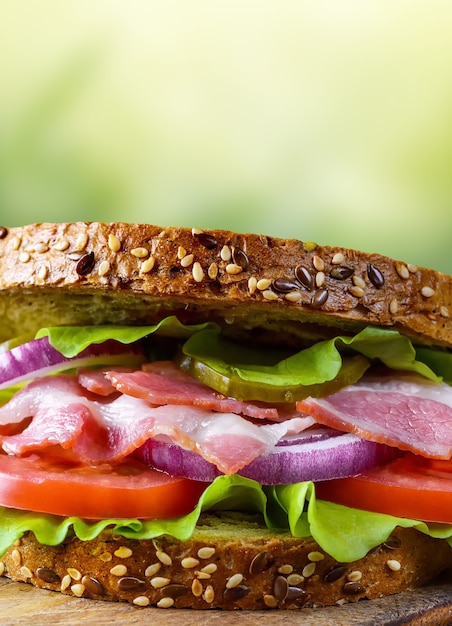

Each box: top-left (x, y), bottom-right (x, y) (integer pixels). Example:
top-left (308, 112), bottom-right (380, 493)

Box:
top-left (1, 576), bottom-right (452, 625)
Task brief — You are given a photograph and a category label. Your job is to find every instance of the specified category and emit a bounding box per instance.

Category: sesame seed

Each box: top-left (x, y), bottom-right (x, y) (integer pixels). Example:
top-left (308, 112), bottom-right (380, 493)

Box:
top-left (0, 562), bottom-right (4, 576)
top-left (181, 557), bottom-right (200, 569)
top-left (133, 596), bottom-right (151, 607)
top-left (386, 559), bottom-right (401, 571)
top-left (156, 550), bottom-right (172, 566)
top-left (278, 564), bottom-right (293, 575)
top-left (11, 549), bottom-right (21, 567)
top-left (191, 578), bottom-right (203, 597)
top-left (313, 255), bottom-right (325, 271)
top-left (195, 570), bottom-right (211, 580)
top-left (349, 285), bottom-right (365, 298)
top-left (440, 306), bottom-right (450, 318)
top-left (396, 263), bottom-right (410, 280)
top-left (20, 566), bottom-right (32, 579)
top-left (302, 563), bottom-right (316, 578)
top-left (131, 247), bottom-right (149, 258)
top-left (37, 265), bottom-right (49, 280)
top-left (315, 271), bottom-right (326, 288)
top-left (332, 252), bottom-right (345, 265)
top-left (150, 576), bottom-right (171, 589)
top-left (181, 253), bottom-right (194, 268)
top-left (263, 594), bottom-right (279, 608)
top-left (145, 563), bottom-right (161, 577)
top-left (67, 567), bottom-right (82, 581)
top-left (114, 546), bottom-right (133, 559)
top-left (287, 573), bottom-right (304, 585)
top-left (110, 564), bottom-right (128, 576)
top-left (256, 278), bottom-right (272, 290)
top-left (203, 585), bottom-right (215, 603)
top-left (71, 583), bottom-right (86, 597)
top-left (200, 563), bottom-right (217, 575)
top-left (308, 551), bottom-right (325, 562)
top-left (248, 276), bottom-right (257, 294)
top-left (61, 574), bottom-right (71, 591)
top-left (226, 573), bottom-right (244, 589)
top-left (353, 275), bottom-right (366, 290)
top-left (108, 233), bottom-right (121, 252)
top-left (192, 261), bottom-right (205, 282)
top-left (177, 246), bottom-right (187, 260)
top-left (220, 245), bottom-right (232, 262)
top-left (347, 570), bottom-right (363, 582)
top-left (408, 263), bottom-right (418, 273)
top-left (208, 262), bottom-right (218, 279)
top-left (99, 552), bottom-right (112, 562)
top-left (225, 263), bottom-right (242, 275)
top-left (76, 233), bottom-right (89, 251)
top-left (197, 547), bottom-right (216, 559)
top-left (285, 290), bottom-right (302, 303)
top-left (262, 289), bottom-right (279, 301)
top-left (157, 597), bottom-right (174, 608)
top-left (421, 286), bottom-right (435, 298)
top-left (98, 260), bottom-right (111, 277)
top-left (53, 239), bottom-right (69, 251)
top-left (35, 242), bottom-right (49, 253)
top-left (140, 256), bottom-right (156, 273)
top-left (19, 252), bottom-right (30, 263)
top-left (192, 227), bottom-right (203, 236)
top-left (10, 236), bottom-right (21, 250)
top-left (389, 298), bottom-right (399, 314)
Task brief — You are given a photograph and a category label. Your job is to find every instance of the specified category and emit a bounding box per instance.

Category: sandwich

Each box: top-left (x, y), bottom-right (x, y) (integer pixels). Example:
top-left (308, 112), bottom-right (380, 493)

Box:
top-left (0, 221), bottom-right (451, 610)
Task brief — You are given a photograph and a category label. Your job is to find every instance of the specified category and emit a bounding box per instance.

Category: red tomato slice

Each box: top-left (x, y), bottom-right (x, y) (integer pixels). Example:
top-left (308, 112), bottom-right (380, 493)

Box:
top-left (315, 452), bottom-right (452, 523)
top-left (0, 449), bottom-right (206, 519)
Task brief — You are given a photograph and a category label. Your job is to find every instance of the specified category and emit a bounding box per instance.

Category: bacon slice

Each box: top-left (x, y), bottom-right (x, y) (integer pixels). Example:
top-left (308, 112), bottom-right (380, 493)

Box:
top-left (0, 375), bottom-right (315, 474)
top-left (105, 361), bottom-right (285, 421)
top-left (298, 374), bottom-right (452, 459)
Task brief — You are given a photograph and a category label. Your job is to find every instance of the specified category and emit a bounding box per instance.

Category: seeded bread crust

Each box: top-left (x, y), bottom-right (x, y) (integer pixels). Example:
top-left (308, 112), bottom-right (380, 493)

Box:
top-left (0, 222), bottom-right (451, 347)
top-left (1, 515), bottom-right (452, 610)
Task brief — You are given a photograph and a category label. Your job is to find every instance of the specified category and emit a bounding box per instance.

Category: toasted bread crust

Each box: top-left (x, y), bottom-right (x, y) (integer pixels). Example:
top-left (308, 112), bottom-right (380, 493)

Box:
top-left (0, 222), bottom-right (451, 346)
top-left (1, 517), bottom-right (452, 610)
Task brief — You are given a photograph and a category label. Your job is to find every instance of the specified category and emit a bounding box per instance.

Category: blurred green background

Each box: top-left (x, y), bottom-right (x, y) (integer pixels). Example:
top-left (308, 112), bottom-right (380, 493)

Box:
top-left (1, 1), bottom-right (452, 272)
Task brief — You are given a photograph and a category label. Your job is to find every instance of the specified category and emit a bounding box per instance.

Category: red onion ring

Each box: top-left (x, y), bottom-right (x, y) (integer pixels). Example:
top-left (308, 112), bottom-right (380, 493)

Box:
top-left (135, 430), bottom-right (402, 485)
top-left (0, 337), bottom-right (144, 391)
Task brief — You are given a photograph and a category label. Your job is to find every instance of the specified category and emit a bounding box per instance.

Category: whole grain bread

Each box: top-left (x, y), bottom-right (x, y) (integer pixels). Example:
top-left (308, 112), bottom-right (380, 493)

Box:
top-left (2, 513), bottom-right (452, 610)
top-left (0, 222), bottom-right (451, 347)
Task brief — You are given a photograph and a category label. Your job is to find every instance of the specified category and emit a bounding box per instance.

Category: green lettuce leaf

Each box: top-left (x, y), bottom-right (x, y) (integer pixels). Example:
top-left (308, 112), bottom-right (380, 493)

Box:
top-left (1, 477), bottom-right (451, 563)
top-left (268, 481), bottom-right (452, 561)
top-left (416, 347), bottom-right (452, 383)
top-left (35, 316), bottom-right (219, 358)
top-left (183, 325), bottom-right (441, 387)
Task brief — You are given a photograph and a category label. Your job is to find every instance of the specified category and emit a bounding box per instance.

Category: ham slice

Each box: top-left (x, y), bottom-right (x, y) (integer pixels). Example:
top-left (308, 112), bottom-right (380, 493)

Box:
top-left (104, 361), bottom-right (285, 421)
top-left (298, 374), bottom-right (452, 459)
top-left (0, 375), bottom-right (315, 474)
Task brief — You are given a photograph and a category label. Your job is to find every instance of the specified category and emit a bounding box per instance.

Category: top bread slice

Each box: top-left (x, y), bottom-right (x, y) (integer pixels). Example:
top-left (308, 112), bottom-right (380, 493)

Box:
top-left (0, 222), bottom-right (451, 348)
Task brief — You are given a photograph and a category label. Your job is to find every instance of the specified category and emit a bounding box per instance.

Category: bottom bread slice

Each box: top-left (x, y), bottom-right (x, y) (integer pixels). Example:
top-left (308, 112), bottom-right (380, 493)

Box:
top-left (1, 512), bottom-right (452, 610)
